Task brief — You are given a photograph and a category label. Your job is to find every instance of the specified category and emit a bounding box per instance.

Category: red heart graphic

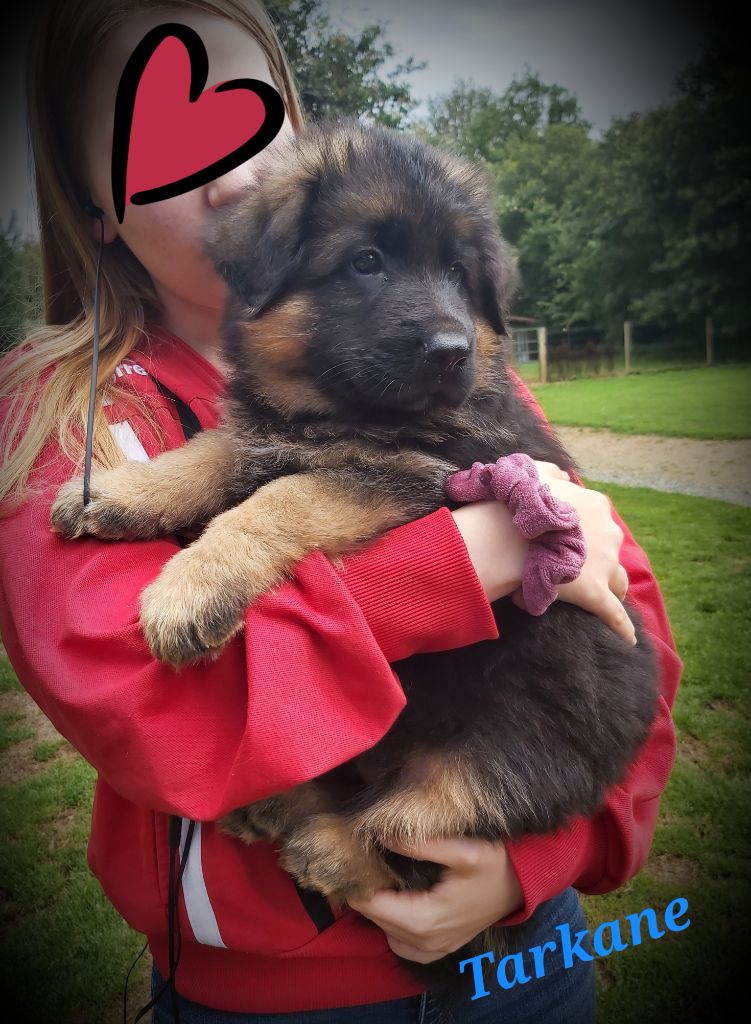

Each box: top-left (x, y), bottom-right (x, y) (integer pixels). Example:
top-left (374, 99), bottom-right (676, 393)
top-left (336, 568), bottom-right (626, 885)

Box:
top-left (126, 38), bottom-right (267, 200)
top-left (111, 23), bottom-right (285, 223)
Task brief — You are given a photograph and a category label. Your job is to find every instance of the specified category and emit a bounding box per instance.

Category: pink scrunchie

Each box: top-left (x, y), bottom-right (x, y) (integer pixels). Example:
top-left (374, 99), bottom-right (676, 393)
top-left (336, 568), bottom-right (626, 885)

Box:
top-left (445, 453), bottom-right (586, 615)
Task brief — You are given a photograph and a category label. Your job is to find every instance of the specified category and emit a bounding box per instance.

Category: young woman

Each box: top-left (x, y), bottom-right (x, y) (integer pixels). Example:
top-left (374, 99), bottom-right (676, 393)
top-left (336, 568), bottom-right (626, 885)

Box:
top-left (0, 2), bottom-right (682, 1021)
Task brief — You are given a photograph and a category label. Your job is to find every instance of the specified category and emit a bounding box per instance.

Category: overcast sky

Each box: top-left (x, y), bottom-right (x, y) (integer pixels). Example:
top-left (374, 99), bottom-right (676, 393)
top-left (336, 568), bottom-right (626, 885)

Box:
top-left (0, 0), bottom-right (710, 238)
top-left (332, 0), bottom-right (709, 126)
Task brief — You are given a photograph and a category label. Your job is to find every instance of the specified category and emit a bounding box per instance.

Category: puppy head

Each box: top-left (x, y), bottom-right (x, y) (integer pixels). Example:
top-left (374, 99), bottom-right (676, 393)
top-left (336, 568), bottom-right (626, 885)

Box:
top-left (204, 120), bottom-right (518, 418)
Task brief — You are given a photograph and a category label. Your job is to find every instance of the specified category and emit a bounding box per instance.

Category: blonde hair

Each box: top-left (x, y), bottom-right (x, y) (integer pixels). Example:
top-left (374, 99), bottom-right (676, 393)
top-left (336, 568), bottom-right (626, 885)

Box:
top-left (0, 0), bottom-right (305, 514)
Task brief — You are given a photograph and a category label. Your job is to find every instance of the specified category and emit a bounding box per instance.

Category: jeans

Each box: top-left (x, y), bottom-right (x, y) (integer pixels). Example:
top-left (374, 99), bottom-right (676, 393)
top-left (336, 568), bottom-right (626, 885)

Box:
top-left (150, 886), bottom-right (596, 1024)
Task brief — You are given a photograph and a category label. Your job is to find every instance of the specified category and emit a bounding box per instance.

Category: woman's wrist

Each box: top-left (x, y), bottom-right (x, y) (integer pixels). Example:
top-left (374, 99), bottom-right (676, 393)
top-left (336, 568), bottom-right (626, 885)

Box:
top-left (450, 501), bottom-right (528, 604)
top-left (333, 506), bottom-right (500, 662)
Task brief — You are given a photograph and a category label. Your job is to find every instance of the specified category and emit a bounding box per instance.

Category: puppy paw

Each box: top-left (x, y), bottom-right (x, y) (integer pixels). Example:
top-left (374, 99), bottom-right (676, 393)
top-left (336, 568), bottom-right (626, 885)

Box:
top-left (139, 546), bottom-right (247, 669)
top-left (219, 811), bottom-right (268, 845)
top-left (280, 818), bottom-right (402, 901)
top-left (220, 798), bottom-right (288, 844)
top-left (50, 474), bottom-right (144, 540)
top-left (280, 844), bottom-right (349, 899)
top-left (50, 476), bottom-right (127, 539)
top-left (50, 477), bottom-right (91, 538)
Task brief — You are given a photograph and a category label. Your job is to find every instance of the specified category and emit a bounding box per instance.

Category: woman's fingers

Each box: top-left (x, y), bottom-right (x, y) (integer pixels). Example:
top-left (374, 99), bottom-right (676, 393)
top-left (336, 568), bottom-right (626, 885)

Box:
top-left (522, 469), bottom-right (636, 643)
top-left (612, 564), bottom-right (629, 602)
top-left (534, 460), bottom-right (570, 481)
top-left (385, 934), bottom-right (445, 964)
top-left (602, 590), bottom-right (637, 645)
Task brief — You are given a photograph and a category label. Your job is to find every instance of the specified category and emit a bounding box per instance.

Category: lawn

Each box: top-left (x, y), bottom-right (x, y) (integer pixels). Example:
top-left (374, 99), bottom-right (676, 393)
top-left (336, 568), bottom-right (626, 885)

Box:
top-left (0, 483), bottom-right (748, 1023)
top-left (0, 657), bottom-right (147, 1024)
top-left (517, 365), bottom-right (751, 439)
top-left (576, 482), bottom-right (749, 1023)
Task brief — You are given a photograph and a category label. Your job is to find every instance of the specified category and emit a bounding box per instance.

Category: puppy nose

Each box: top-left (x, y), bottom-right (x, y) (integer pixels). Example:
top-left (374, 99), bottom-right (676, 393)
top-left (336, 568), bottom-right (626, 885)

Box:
top-left (423, 333), bottom-right (470, 372)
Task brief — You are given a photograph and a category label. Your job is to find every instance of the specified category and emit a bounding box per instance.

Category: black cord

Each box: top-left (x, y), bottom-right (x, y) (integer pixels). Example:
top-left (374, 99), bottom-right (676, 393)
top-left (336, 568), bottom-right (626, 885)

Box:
top-left (167, 818), bottom-right (180, 1020)
top-left (81, 203), bottom-right (158, 1024)
top-left (81, 200), bottom-right (199, 1022)
top-left (122, 938), bottom-right (149, 1024)
top-left (83, 212), bottom-right (105, 507)
top-left (82, 199), bottom-right (198, 1023)
top-left (130, 818), bottom-right (196, 1024)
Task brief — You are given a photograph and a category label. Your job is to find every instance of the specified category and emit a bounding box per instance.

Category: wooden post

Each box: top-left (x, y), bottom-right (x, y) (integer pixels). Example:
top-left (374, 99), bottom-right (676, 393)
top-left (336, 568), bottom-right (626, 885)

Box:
top-left (623, 320), bottom-right (632, 374)
top-left (537, 326), bottom-right (548, 384)
top-left (706, 316), bottom-right (714, 365)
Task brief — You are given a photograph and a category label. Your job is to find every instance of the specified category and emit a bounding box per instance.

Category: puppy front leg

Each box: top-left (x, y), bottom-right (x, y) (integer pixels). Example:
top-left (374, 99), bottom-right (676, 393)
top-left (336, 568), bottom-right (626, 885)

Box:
top-left (139, 470), bottom-right (408, 669)
top-left (51, 428), bottom-right (238, 540)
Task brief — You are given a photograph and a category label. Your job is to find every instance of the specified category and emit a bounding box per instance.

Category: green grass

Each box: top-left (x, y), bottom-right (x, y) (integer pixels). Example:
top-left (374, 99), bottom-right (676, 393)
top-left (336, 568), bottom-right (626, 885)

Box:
top-left (0, 713), bottom-right (34, 753)
top-left (578, 481), bottom-right (749, 1023)
top-left (514, 358), bottom-right (542, 384)
top-left (33, 739), bottom-right (67, 762)
top-left (0, 653), bottom-right (23, 692)
top-left (0, 482), bottom-right (748, 1022)
top-left (524, 365), bottom-right (751, 439)
top-left (0, 745), bottom-right (146, 1024)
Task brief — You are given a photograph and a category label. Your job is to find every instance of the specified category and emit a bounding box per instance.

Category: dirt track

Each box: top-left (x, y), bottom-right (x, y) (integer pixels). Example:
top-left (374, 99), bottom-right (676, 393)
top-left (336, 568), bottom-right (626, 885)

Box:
top-left (553, 426), bottom-right (751, 506)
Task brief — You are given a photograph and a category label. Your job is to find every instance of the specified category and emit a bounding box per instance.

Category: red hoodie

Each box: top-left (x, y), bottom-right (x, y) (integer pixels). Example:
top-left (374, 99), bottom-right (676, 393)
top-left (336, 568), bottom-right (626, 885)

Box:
top-left (0, 325), bottom-right (682, 1013)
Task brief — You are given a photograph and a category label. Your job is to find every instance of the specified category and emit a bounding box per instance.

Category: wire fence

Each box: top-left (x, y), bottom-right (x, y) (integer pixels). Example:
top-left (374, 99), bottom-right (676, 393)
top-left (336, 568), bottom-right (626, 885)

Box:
top-left (545, 325), bottom-right (616, 380)
top-left (509, 319), bottom-right (748, 383)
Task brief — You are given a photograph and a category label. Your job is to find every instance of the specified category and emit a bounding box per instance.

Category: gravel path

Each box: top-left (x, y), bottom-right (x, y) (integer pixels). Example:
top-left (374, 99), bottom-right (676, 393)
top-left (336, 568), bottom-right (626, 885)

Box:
top-left (553, 426), bottom-right (751, 506)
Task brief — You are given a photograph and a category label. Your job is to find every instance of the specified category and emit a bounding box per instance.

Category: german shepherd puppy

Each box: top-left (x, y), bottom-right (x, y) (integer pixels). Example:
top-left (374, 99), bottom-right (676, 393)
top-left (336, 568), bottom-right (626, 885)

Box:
top-left (52, 119), bottom-right (658, 1003)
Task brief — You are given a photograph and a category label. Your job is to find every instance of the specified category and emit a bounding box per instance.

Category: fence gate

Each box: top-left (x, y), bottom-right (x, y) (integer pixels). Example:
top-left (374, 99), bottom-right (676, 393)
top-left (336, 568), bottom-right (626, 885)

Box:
top-left (509, 327), bottom-right (539, 364)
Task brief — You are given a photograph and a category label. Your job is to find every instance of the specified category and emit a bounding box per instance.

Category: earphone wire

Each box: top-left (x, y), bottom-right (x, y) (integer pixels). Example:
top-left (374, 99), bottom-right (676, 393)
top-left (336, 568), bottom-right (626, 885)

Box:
top-left (81, 200), bottom-right (195, 1023)
top-left (129, 819), bottom-right (195, 1024)
top-left (83, 210), bottom-right (105, 507)
top-left (81, 195), bottom-right (196, 1019)
top-left (122, 938), bottom-right (149, 1024)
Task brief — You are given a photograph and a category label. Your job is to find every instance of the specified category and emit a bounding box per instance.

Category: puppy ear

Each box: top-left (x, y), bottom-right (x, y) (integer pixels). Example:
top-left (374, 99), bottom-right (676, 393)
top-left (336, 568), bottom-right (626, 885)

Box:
top-left (474, 222), bottom-right (520, 337)
top-left (204, 172), bottom-right (319, 316)
top-left (433, 150), bottom-right (519, 336)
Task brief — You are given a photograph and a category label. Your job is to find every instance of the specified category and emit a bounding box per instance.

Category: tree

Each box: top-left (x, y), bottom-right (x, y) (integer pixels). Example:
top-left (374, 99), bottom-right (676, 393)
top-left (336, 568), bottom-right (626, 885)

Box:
top-left (629, 29), bottom-right (750, 342)
top-left (562, 27), bottom-right (751, 344)
top-left (489, 122), bottom-right (596, 323)
top-left (418, 72), bottom-right (592, 322)
top-left (265, 0), bottom-right (426, 127)
top-left (417, 44), bottom-right (749, 349)
top-left (419, 70), bottom-right (588, 160)
top-left (0, 214), bottom-right (43, 352)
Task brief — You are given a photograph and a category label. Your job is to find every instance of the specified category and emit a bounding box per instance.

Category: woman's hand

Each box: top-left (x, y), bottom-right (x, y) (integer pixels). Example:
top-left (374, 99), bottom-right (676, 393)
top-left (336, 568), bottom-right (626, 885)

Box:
top-left (539, 465), bottom-right (634, 645)
top-left (347, 837), bottom-right (523, 963)
top-left (451, 460), bottom-right (635, 645)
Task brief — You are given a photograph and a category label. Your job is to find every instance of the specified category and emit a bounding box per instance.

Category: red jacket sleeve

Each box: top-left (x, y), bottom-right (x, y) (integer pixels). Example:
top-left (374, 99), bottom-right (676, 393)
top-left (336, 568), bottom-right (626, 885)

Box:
top-left (493, 372), bottom-right (682, 925)
top-left (0, 431), bottom-right (498, 824)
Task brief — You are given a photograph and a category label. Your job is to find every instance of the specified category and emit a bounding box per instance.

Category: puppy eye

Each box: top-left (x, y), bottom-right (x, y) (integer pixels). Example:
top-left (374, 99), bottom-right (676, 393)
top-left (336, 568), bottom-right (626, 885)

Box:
top-left (449, 261), bottom-right (466, 284)
top-left (352, 249), bottom-right (383, 274)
